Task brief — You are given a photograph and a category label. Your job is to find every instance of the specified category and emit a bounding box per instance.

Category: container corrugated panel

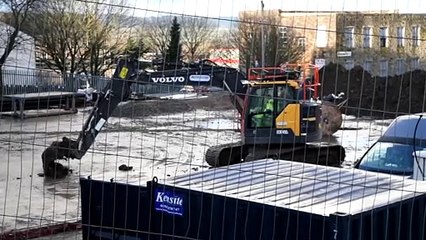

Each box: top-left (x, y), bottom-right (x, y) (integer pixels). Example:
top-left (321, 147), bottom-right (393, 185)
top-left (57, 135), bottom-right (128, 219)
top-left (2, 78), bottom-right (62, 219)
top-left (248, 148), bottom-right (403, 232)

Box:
top-left (165, 159), bottom-right (426, 216)
top-left (146, 159), bottom-right (426, 240)
top-left (80, 178), bottom-right (152, 240)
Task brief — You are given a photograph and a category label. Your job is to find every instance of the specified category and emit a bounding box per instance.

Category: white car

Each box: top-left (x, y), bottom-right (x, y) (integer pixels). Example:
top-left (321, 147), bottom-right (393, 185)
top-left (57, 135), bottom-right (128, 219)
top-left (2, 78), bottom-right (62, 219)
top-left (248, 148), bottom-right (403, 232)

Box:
top-left (354, 113), bottom-right (426, 177)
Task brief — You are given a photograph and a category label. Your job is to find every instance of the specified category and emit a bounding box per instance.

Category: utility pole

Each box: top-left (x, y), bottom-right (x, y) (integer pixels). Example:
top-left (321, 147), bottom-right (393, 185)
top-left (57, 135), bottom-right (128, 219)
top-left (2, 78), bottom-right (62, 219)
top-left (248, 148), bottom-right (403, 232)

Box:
top-left (260, 0), bottom-right (265, 71)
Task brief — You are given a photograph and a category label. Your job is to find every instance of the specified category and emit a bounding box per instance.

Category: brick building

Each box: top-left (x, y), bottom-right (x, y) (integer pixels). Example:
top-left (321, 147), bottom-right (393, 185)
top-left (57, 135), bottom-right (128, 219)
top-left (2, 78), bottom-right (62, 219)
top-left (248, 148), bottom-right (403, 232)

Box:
top-left (276, 10), bottom-right (338, 66)
top-left (333, 12), bottom-right (426, 76)
top-left (241, 10), bottom-right (426, 76)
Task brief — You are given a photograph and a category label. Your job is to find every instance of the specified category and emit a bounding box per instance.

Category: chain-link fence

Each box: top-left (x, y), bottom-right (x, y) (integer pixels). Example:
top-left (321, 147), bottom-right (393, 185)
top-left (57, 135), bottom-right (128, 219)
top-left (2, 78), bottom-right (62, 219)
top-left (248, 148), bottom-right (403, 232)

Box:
top-left (1, 0), bottom-right (426, 240)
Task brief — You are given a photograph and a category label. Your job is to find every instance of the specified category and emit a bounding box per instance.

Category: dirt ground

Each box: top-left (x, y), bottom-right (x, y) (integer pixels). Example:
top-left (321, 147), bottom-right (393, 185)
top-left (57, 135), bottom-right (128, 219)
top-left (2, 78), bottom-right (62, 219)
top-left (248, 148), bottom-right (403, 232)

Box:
top-left (320, 63), bottom-right (426, 117)
top-left (0, 92), bottom-right (388, 234)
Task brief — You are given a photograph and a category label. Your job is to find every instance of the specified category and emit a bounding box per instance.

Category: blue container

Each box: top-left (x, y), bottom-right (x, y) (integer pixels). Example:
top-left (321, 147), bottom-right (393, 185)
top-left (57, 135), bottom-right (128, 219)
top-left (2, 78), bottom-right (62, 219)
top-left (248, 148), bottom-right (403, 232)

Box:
top-left (80, 178), bottom-right (151, 239)
top-left (81, 159), bottom-right (426, 240)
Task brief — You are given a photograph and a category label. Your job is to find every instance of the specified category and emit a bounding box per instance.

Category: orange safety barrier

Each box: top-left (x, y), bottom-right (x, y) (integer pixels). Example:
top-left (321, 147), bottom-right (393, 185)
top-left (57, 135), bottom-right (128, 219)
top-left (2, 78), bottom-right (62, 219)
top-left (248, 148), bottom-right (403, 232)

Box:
top-left (247, 64), bottom-right (321, 100)
top-left (281, 63), bottom-right (321, 100)
top-left (247, 67), bottom-right (289, 81)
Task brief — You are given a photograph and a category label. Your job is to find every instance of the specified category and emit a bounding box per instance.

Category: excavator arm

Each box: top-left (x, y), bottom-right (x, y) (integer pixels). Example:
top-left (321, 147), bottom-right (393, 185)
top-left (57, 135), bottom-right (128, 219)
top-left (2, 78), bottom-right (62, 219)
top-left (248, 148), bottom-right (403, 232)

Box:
top-left (75, 58), bottom-right (139, 157)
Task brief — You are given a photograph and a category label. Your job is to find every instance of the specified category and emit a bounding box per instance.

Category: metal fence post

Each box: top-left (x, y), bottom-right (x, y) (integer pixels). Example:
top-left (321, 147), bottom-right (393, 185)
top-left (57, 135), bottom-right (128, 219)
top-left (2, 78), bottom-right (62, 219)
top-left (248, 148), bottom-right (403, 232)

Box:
top-left (330, 212), bottom-right (352, 240)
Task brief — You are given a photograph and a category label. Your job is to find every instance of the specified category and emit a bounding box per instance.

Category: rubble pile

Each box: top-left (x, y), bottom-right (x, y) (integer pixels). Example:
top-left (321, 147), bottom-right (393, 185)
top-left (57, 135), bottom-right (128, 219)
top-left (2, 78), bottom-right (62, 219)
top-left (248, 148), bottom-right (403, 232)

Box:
top-left (319, 63), bottom-right (426, 117)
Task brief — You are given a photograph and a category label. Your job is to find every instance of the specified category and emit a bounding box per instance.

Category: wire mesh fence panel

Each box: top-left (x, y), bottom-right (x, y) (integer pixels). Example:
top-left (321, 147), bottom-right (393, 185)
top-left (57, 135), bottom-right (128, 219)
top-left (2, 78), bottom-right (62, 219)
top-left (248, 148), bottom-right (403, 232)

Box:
top-left (1, 0), bottom-right (426, 239)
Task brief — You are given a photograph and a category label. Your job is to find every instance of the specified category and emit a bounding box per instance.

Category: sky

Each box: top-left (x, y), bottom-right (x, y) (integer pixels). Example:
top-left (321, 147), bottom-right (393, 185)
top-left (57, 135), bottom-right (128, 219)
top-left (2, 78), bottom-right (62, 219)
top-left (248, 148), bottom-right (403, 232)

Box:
top-left (128, 0), bottom-right (425, 18)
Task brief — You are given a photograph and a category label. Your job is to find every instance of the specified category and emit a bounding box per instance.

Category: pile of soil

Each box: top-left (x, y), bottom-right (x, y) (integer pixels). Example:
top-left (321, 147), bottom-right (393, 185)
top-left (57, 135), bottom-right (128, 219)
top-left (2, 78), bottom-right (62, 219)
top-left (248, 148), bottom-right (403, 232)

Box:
top-left (112, 92), bottom-right (235, 118)
top-left (319, 63), bottom-right (426, 118)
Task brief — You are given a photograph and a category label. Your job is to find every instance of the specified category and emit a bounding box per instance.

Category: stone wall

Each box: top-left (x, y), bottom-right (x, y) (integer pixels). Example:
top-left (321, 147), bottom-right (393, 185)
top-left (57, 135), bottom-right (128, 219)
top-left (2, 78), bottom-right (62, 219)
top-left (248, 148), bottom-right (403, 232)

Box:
top-left (334, 13), bottom-right (426, 76)
top-left (240, 10), bottom-right (426, 75)
top-left (278, 11), bottom-right (337, 64)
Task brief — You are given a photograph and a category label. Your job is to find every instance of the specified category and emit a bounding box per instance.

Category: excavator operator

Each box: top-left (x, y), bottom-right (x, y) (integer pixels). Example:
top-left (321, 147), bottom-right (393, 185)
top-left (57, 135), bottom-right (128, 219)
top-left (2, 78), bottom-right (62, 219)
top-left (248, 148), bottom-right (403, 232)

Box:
top-left (252, 94), bottom-right (274, 128)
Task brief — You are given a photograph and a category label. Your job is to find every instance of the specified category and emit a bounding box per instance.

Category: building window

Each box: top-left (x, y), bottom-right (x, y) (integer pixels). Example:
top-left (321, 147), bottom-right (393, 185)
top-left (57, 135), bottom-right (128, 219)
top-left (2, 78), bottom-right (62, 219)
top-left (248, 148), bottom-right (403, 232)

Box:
top-left (278, 26), bottom-right (288, 43)
top-left (316, 25), bottom-right (328, 48)
top-left (397, 27), bottom-right (405, 47)
top-left (395, 59), bottom-right (405, 75)
top-left (411, 57), bottom-right (420, 70)
top-left (379, 27), bottom-right (388, 48)
top-left (344, 59), bottom-right (354, 70)
top-left (297, 37), bottom-right (305, 48)
top-left (344, 27), bottom-right (355, 48)
top-left (362, 27), bottom-right (372, 48)
top-left (412, 26), bottom-right (420, 47)
top-left (379, 60), bottom-right (388, 77)
top-left (363, 60), bottom-right (373, 72)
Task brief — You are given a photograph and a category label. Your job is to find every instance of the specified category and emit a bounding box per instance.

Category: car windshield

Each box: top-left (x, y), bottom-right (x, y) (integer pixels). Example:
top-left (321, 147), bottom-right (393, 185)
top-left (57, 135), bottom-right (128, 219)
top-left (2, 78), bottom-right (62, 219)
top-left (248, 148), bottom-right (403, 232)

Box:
top-left (358, 142), bottom-right (424, 176)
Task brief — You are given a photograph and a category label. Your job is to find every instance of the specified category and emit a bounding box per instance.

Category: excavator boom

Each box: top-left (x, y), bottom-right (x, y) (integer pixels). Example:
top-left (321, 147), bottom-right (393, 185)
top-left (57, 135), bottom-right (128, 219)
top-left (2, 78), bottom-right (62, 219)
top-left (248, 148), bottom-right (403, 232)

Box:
top-left (76, 58), bottom-right (138, 157)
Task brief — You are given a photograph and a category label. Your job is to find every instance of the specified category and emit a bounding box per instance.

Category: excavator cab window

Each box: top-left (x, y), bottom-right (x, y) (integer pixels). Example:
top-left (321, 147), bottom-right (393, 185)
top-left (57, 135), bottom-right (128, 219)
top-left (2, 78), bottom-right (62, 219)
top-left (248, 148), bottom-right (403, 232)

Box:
top-left (248, 87), bottom-right (274, 128)
top-left (276, 85), bottom-right (297, 113)
top-left (247, 84), bottom-right (298, 128)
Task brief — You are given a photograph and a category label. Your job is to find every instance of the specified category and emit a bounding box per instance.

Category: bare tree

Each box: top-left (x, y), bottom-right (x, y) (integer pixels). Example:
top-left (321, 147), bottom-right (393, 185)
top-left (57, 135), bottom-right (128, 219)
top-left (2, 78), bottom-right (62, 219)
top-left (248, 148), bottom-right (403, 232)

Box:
top-left (27, 0), bottom-right (86, 75)
top-left (145, 17), bottom-right (170, 57)
top-left (26, 0), bottom-right (127, 76)
top-left (206, 30), bottom-right (241, 67)
top-left (180, 17), bottom-right (213, 62)
top-left (233, 12), bottom-right (304, 71)
top-left (79, 0), bottom-right (128, 76)
top-left (210, 29), bottom-right (234, 49)
top-left (0, 0), bottom-right (37, 96)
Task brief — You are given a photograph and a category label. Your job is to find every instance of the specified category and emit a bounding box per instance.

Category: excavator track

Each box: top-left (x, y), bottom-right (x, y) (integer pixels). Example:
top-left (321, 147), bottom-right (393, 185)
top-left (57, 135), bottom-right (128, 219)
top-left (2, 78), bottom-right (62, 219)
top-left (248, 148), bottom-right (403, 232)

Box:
top-left (275, 143), bottom-right (345, 167)
top-left (205, 142), bottom-right (345, 168)
top-left (205, 142), bottom-right (246, 167)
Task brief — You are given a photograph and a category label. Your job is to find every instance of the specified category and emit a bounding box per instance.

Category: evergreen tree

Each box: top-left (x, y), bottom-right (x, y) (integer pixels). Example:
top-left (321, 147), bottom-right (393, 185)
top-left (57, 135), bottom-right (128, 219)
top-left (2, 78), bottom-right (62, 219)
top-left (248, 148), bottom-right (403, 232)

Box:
top-left (165, 16), bottom-right (182, 63)
top-left (125, 38), bottom-right (148, 59)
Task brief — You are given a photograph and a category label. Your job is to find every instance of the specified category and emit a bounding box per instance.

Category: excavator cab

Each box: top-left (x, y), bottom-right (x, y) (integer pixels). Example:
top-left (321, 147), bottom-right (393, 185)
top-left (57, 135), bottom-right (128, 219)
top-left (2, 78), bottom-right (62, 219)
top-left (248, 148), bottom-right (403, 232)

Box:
top-left (246, 83), bottom-right (298, 129)
top-left (242, 69), bottom-right (322, 146)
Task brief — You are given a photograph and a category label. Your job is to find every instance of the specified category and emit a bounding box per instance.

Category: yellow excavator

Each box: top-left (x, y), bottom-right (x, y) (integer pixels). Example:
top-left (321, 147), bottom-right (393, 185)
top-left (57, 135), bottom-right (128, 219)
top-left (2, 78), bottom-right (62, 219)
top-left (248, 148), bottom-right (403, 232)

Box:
top-left (42, 58), bottom-right (345, 178)
top-left (204, 64), bottom-right (344, 166)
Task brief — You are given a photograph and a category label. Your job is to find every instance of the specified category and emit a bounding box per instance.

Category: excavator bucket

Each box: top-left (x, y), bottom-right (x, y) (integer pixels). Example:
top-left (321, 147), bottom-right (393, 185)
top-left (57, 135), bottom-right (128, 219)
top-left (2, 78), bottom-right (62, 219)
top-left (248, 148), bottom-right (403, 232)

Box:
top-left (41, 137), bottom-right (81, 179)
